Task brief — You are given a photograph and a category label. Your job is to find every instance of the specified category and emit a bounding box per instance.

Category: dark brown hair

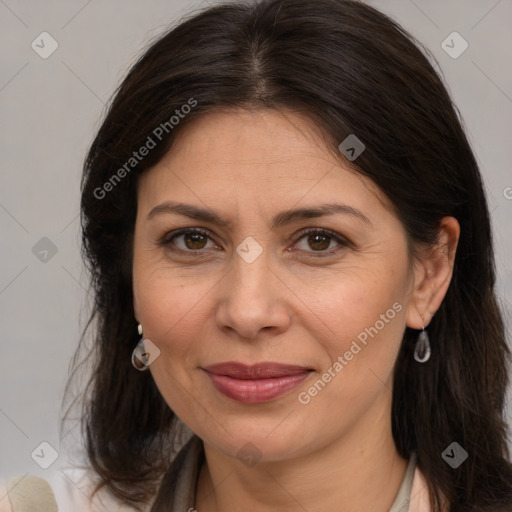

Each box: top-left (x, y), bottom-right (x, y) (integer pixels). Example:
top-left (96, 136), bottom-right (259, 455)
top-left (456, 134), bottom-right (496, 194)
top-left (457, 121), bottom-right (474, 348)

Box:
top-left (72, 0), bottom-right (512, 510)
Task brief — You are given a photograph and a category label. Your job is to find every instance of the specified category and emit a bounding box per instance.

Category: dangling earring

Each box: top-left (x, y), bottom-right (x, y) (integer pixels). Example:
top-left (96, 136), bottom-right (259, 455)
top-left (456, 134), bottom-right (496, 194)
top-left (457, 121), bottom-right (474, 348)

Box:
top-left (132, 323), bottom-right (150, 371)
top-left (414, 326), bottom-right (431, 363)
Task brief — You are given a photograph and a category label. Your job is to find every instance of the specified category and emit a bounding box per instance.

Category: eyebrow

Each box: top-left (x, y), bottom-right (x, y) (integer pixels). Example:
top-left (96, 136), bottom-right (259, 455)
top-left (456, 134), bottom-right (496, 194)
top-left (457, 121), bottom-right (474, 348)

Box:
top-left (147, 201), bottom-right (372, 229)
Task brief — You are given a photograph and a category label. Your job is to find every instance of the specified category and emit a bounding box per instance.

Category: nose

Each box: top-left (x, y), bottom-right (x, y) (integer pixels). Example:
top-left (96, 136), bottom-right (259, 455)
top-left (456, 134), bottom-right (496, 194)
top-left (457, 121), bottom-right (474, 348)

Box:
top-left (215, 247), bottom-right (292, 341)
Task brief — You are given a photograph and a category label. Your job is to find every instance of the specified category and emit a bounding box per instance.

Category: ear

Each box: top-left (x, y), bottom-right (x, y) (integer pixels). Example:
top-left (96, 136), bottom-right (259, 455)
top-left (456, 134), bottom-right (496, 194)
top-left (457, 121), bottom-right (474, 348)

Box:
top-left (406, 216), bottom-right (460, 329)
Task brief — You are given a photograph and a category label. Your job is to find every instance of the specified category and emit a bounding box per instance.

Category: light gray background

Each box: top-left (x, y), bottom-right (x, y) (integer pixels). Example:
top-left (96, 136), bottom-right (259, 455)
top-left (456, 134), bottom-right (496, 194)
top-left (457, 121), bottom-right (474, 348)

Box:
top-left (1, 0), bottom-right (511, 483)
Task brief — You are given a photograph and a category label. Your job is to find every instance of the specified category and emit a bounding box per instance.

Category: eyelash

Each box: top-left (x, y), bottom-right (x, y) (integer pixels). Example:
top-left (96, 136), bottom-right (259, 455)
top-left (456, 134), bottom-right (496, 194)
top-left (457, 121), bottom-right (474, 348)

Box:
top-left (159, 227), bottom-right (350, 258)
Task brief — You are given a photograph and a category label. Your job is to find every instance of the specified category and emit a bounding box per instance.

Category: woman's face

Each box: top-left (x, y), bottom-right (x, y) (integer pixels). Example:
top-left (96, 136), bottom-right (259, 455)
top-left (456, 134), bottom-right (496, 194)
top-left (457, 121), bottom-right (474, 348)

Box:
top-left (132, 109), bottom-right (422, 463)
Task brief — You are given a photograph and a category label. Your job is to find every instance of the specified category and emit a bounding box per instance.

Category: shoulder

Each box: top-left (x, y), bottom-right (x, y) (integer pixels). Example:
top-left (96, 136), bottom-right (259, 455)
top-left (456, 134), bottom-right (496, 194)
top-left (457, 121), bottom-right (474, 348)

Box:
top-left (1, 432), bottom-right (200, 512)
top-left (0, 469), bottom-right (147, 512)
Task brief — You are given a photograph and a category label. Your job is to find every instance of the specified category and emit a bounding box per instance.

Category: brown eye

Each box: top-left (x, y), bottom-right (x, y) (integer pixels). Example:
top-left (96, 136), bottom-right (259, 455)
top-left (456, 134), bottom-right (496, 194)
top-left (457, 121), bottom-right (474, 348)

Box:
top-left (162, 228), bottom-right (216, 253)
top-left (307, 233), bottom-right (331, 251)
top-left (182, 232), bottom-right (208, 250)
top-left (292, 228), bottom-right (349, 257)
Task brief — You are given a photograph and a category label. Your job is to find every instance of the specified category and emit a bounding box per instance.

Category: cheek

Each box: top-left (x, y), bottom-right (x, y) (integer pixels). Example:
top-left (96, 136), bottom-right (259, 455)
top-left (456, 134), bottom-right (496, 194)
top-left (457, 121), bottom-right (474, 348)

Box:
top-left (135, 272), bottom-right (209, 347)
top-left (133, 270), bottom-right (214, 419)
top-left (132, 258), bottom-right (226, 394)
top-left (303, 265), bottom-right (409, 413)
top-left (306, 262), bottom-right (407, 348)
top-left (294, 273), bottom-right (407, 434)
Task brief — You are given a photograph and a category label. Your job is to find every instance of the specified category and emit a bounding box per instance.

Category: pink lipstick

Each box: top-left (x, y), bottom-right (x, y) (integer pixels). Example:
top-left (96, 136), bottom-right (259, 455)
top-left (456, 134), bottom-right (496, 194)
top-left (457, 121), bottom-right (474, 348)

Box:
top-left (202, 362), bottom-right (313, 404)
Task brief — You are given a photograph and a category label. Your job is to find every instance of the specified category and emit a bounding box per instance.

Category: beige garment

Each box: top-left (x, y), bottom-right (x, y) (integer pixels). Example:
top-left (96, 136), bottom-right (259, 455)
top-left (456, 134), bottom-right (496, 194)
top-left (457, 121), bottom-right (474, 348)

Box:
top-left (0, 436), bottom-right (434, 511)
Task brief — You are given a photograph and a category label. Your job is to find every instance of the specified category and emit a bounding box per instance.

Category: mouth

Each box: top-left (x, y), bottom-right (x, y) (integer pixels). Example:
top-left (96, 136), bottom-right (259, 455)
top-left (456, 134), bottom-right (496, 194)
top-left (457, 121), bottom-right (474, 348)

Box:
top-left (202, 362), bottom-right (314, 404)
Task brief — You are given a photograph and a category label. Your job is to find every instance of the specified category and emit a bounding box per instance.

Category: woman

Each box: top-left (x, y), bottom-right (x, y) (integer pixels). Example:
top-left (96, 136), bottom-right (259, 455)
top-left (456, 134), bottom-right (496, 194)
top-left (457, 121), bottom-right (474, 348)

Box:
top-left (3, 0), bottom-right (511, 511)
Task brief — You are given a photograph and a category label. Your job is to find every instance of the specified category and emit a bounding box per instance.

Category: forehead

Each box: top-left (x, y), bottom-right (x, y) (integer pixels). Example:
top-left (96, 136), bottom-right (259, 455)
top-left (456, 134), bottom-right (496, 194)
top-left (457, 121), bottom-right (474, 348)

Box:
top-left (137, 108), bottom-right (393, 220)
top-left (165, 109), bottom-right (336, 177)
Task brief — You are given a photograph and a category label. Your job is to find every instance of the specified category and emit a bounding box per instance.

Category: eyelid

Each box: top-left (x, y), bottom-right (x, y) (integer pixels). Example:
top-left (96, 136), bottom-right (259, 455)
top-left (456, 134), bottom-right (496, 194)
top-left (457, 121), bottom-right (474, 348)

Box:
top-left (291, 227), bottom-right (349, 244)
top-left (159, 227), bottom-right (215, 247)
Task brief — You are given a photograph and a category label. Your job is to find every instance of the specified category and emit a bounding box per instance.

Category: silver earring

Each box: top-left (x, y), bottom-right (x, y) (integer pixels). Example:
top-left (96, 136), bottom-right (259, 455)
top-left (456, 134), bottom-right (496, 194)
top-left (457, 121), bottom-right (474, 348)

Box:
top-left (414, 326), bottom-right (431, 363)
top-left (132, 324), bottom-right (150, 371)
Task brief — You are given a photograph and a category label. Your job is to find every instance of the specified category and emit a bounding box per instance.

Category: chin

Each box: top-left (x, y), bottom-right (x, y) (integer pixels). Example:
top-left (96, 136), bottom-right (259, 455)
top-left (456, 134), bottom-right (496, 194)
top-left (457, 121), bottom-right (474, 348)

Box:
top-left (195, 416), bottom-right (315, 464)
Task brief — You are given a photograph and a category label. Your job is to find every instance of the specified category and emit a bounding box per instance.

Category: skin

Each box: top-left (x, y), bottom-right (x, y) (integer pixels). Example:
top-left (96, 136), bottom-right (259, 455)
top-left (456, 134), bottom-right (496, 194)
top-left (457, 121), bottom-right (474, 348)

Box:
top-left (132, 109), bottom-right (459, 512)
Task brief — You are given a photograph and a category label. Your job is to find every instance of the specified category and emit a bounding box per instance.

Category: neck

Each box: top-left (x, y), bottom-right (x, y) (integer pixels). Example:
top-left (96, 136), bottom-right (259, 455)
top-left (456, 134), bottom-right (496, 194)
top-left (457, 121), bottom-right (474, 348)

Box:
top-left (195, 392), bottom-right (409, 512)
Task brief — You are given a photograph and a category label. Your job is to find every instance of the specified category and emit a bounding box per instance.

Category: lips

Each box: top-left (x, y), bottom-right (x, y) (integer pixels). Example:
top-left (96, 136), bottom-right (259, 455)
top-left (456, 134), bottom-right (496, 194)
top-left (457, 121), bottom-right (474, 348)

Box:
top-left (202, 362), bottom-right (313, 403)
